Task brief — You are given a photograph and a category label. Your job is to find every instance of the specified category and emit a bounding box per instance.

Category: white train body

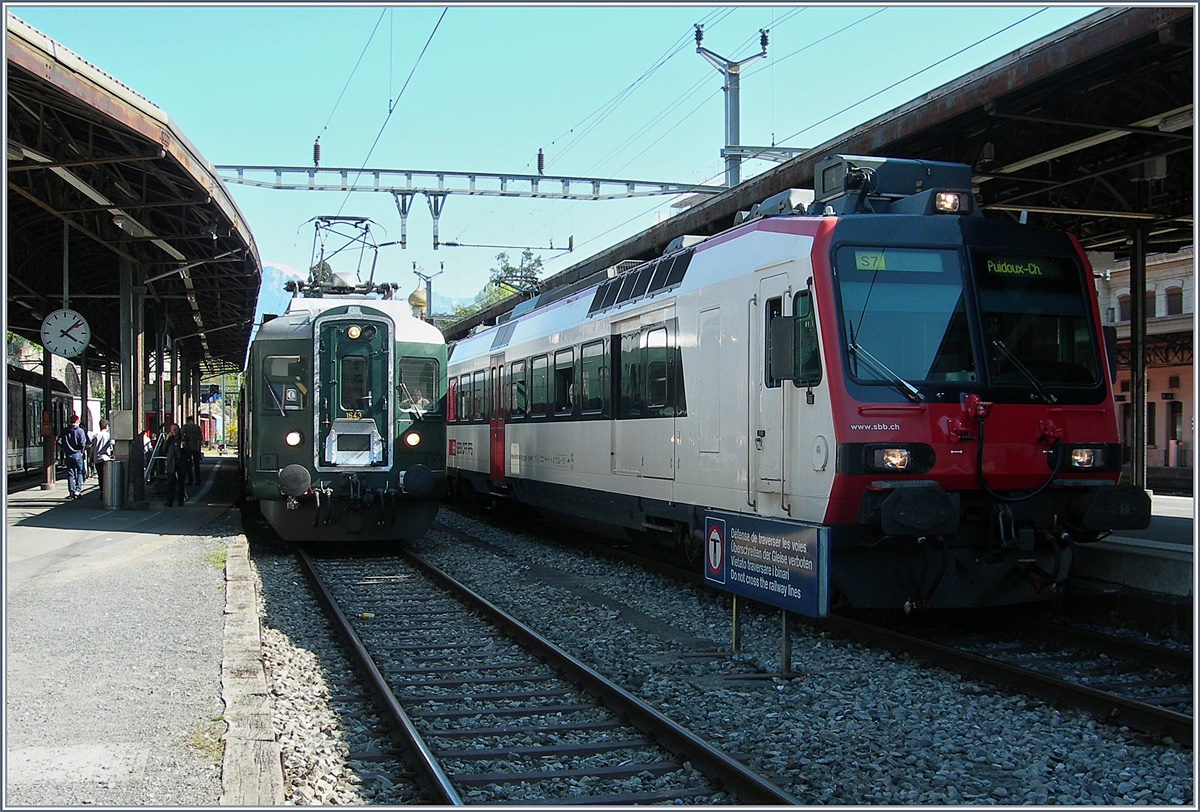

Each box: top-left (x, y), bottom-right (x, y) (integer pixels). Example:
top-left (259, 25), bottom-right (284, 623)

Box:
top-left (446, 156), bottom-right (1148, 610)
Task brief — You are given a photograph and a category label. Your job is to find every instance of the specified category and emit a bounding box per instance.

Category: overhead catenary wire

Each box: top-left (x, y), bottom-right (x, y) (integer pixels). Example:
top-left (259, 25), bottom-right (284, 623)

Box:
top-left (765, 8), bottom-right (1050, 154)
top-left (567, 9), bottom-right (1057, 258)
top-left (315, 9), bottom-right (388, 148)
top-left (336, 7), bottom-right (449, 216)
top-left (448, 7), bottom-right (731, 248)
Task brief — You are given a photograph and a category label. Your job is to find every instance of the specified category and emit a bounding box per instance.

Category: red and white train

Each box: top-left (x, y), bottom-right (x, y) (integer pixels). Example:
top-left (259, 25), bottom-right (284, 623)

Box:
top-left (445, 155), bottom-right (1150, 610)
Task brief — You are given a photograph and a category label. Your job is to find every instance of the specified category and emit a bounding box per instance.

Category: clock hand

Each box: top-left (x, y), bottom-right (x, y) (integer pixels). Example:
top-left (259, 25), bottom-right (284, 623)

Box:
top-left (60, 320), bottom-right (83, 338)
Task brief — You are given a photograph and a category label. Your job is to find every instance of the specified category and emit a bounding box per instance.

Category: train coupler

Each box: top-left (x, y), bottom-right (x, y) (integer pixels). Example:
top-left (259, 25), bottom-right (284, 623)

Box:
top-left (376, 488), bottom-right (396, 526)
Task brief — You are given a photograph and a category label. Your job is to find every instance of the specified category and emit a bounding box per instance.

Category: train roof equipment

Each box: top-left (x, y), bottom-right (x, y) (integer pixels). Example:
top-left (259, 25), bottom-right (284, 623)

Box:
top-left (283, 216), bottom-right (402, 300)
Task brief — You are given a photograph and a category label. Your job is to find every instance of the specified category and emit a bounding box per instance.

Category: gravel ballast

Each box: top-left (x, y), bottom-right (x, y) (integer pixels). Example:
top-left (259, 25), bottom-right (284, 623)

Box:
top-left (255, 509), bottom-right (1193, 805)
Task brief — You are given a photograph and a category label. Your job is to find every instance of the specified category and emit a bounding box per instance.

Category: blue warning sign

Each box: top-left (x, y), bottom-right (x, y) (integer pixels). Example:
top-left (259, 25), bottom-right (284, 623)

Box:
top-left (702, 511), bottom-right (830, 618)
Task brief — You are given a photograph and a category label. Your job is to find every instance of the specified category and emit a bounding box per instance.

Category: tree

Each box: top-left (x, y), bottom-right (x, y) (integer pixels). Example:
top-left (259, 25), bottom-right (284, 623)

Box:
top-left (441, 250), bottom-right (544, 324)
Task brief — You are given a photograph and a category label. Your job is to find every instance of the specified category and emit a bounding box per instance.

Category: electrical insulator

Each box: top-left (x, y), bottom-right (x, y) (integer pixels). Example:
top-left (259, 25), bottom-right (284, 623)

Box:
top-left (694, 24), bottom-right (703, 46)
top-left (537, 148), bottom-right (544, 176)
top-left (760, 29), bottom-right (769, 51)
top-left (313, 139), bottom-right (321, 167)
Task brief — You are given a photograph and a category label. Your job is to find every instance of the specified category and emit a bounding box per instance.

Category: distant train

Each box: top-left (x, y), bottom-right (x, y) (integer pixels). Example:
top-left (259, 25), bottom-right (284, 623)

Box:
top-left (446, 155), bottom-right (1151, 611)
top-left (6, 364), bottom-right (102, 478)
top-left (241, 217), bottom-right (446, 542)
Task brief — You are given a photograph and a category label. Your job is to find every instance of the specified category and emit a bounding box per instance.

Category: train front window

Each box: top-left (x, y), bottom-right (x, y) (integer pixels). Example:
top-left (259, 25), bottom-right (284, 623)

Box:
top-left (972, 253), bottom-right (1099, 388)
top-left (835, 247), bottom-right (975, 386)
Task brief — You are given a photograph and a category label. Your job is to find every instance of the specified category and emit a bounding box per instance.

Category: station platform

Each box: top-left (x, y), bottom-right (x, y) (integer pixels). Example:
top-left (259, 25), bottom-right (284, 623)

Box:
top-left (1072, 493), bottom-right (1195, 600)
top-left (4, 454), bottom-right (281, 806)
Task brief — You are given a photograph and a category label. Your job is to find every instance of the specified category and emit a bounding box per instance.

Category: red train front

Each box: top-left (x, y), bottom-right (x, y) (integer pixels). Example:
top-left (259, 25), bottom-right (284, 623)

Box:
top-left (801, 156), bottom-right (1151, 609)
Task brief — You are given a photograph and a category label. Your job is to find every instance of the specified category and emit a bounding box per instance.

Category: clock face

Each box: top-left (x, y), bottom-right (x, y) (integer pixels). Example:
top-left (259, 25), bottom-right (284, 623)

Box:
top-left (40, 309), bottom-right (91, 358)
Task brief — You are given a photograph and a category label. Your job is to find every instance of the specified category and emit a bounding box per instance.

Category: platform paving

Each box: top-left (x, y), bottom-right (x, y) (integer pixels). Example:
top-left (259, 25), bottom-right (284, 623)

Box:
top-left (4, 455), bottom-right (282, 806)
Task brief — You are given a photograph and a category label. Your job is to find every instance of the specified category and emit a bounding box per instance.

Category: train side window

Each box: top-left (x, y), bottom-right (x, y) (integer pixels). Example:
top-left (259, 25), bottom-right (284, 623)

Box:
top-left (617, 330), bottom-right (641, 417)
top-left (645, 327), bottom-right (669, 407)
top-left (398, 357), bottom-right (440, 413)
top-left (264, 355), bottom-right (306, 411)
top-left (471, 370), bottom-right (486, 421)
top-left (530, 355), bottom-right (549, 417)
top-left (457, 374), bottom-right (471, 421)
top-left (554, 349), bottom-right (575, 415)
top-left (794, 289), bottom-right (822, 386)
top-left (447, 377), bottom-right (457, 422)
top-left (581, 340), bottom-right (605, 414)
top-left (508, 360), bottom-right (527, 418)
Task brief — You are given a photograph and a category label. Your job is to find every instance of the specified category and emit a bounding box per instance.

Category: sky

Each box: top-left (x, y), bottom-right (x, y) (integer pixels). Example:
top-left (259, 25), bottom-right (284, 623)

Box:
top-left (9, 2), bottom-right (1103, 321)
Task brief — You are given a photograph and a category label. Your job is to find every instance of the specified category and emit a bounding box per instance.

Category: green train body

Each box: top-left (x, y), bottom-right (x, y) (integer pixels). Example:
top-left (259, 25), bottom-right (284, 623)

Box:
top-left (243, 291), bottom-right (446, 542)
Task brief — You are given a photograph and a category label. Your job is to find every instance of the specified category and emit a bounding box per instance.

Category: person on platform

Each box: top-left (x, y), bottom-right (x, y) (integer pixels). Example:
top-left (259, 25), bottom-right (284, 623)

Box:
top-left (163, 423), bottom-right (187, 507)
top-left (58, 414), bottom-right (89, 499)
top-left (90, 418), bottom-right (114, 501)
top-left (181, 415), bottom-right (203, 485)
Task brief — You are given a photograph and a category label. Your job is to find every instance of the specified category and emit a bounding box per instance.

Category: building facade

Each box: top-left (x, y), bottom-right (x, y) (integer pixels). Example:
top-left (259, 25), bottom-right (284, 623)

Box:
top-left (1091, 247), bottom-right (1194, 493)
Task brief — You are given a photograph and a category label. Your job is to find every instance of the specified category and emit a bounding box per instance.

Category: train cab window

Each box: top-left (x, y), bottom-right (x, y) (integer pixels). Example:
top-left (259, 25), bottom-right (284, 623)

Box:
top-left (973, 252), bottom-right (1099, 387)
top-left (398, 357), bottom-right (440, 414)
top-left (554, 349), bottom-right (575, 414)
top-left (794, 290), bottom-right (822, 386)
top-left (530, 355), bottom-right (549, 416)
top-left (581, 340), bottom-right (606, 414)
top-left (263, 355), bottom-right (307, 412)
top-left (836, 246), bottom-right (973, 386)
top-left (764, 297), bottom-right (784, 389)
top-left (509, 360), bottom-right (527, 418)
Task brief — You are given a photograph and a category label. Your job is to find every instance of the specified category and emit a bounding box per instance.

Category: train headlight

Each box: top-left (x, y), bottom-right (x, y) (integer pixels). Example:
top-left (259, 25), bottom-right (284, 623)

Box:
top-left (285, 431), bottom-right (303, 447)
top-left (404, 431), bottom-right (421, 448)
top-left (1069, 447), bottom-right (1105, 469)
top-left (872, 447), bottom-right (912, 471)
top-left (934, 192), bottom-right (961, 213)
top-left (347, 325), bottom-right (362, 339)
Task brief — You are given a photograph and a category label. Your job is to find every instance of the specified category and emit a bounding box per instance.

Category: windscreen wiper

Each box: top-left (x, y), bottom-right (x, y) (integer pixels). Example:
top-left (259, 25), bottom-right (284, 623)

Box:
top-left (849, 342), bottom-right (924, 402)
top-left (992, 339), bottom-right (1057, 404)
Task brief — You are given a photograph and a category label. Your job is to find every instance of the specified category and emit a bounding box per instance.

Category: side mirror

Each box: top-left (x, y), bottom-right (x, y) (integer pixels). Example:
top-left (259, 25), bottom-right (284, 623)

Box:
top-left (1102, 325), bottom-right (1118, 385)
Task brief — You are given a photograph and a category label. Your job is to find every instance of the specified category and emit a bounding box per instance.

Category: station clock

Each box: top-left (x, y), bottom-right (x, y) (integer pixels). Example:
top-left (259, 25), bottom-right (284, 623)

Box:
top-left (40, 308), bottom-right (91, 358)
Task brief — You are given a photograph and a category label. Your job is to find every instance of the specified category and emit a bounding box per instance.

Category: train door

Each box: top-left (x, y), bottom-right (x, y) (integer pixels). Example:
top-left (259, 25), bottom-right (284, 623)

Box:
top-left (612, 309), bottom-right (677, 480)
top-left (750, 271), bottom-right (791, 508)
top-left (489, 353), bottom-right (505, 486)
top-left (315, 314), bottom-right (391, 470)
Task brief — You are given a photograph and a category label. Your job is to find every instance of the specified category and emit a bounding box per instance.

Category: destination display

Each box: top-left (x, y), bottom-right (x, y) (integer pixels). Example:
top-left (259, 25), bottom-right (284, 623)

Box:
top-left (978, 254), bottom-right (1067, 280)
top-left (852, 248), bottom-right (946, 274)
top-left (703, 511), bottom-right (830, 618)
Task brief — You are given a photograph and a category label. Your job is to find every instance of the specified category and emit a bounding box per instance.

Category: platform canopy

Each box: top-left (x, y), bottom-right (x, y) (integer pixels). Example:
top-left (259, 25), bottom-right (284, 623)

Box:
top-left (6, 13), bottom-right (262, 374)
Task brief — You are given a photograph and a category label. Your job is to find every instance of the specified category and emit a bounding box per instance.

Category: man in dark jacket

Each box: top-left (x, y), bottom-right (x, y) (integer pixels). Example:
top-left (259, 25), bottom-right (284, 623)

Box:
top-left (59, 414), bottom-right (88, 499)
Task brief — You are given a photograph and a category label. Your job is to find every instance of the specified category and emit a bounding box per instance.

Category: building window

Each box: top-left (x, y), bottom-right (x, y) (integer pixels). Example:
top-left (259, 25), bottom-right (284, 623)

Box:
top-left (1144, 290), bottom-right (1156, 318)
top-left (1117, 294), bottom-right (1131, 322)
top-left (1166, 286), bottom-right (1184, 316)
top-left (1146, 401), bottom-right (1157, 447)
top-left (1169, 401), bottom-right (1184, 441)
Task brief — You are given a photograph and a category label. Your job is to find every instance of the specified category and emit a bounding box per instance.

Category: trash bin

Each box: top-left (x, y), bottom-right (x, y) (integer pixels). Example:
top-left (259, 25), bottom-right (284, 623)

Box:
top-left (103, 459), bottom-right (125, 510)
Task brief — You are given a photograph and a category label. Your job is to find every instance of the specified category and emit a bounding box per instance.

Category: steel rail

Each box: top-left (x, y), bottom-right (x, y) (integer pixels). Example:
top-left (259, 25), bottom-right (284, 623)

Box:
top-left (822, 614), bottom-right (1193, 746)
top-left (401, 548), bottom-right (802, 806)
top-left (294, 548), bottom-right (463, 805)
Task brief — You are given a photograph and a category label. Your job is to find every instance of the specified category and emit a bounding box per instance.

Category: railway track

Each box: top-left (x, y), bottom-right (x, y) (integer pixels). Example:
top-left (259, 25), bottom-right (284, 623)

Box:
top-left (492, 509), bottom-right (1194, 748)
top-left (294, 547), bottom-right (799, 805)
top-left (817, 613), bottom-right (1194, 747)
